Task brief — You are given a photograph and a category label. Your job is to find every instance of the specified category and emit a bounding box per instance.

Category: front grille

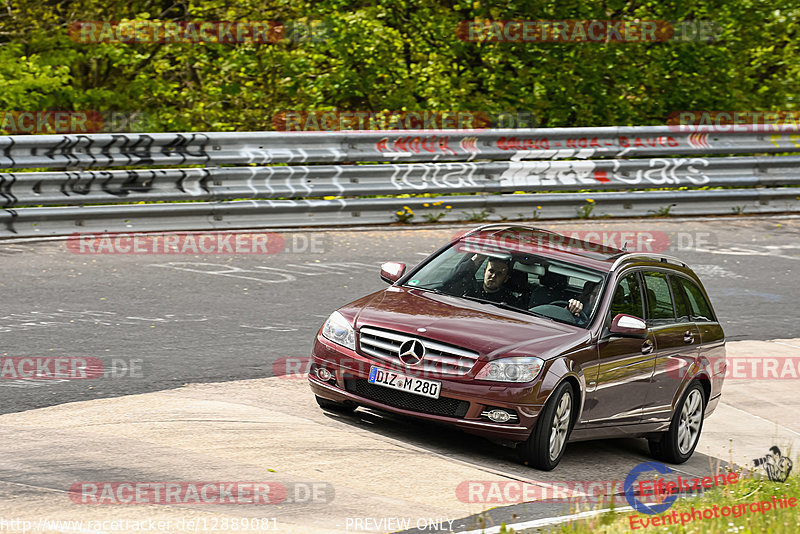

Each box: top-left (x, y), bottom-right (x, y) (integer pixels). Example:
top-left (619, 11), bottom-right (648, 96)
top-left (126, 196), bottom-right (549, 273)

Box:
top-left (359, 326), bottom-right (479, 377)
top-left (344, 378), bottom-right (469, 418)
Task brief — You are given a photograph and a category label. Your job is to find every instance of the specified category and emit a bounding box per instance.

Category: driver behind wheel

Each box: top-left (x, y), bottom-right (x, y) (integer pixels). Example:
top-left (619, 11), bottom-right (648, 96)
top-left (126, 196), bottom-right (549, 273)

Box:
top-left (442, 254), bottom-right (524, 308)
top-left (567, 280), bottom-right (600, 317)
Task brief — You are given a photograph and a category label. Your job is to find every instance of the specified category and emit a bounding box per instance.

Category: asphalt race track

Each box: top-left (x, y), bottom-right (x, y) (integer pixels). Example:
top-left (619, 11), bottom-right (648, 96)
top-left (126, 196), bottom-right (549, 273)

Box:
top-left (2, 216), bottom-right (798, 413)
top-left (1, 216), bottom-right (799, 533)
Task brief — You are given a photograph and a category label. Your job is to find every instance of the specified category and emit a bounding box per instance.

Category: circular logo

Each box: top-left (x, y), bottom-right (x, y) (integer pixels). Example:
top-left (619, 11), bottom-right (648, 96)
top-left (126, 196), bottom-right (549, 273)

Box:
top-left (624, 461), bottom-right (677, 515)
top-left (398, 339), bottom-right (425, 366)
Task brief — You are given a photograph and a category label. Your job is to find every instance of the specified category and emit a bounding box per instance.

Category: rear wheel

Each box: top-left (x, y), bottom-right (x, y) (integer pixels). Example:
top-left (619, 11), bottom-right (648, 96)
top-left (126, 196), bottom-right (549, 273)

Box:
top-left (648, 381), bottom-right (705, 463)
top-left (315, 395), bottom-right (356, 414)
top-left (518, 381), bottom-right (574, 471)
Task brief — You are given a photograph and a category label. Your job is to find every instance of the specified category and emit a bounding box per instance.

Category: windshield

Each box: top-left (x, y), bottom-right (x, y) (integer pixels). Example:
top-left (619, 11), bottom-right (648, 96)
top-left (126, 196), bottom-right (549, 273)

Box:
top-left (403, 239), bottom-right (607, 328)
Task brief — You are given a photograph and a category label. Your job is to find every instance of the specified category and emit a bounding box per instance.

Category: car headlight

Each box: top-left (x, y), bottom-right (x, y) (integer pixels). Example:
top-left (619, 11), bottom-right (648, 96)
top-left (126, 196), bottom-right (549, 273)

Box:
top-left (321, 311), bottom-right (356, 350)
top-left (475, 357), bottom-right (544, 383)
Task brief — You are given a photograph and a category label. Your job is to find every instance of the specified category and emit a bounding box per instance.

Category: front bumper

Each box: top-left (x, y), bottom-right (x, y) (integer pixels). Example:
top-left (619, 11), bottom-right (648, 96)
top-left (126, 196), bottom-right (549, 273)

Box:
top-left (309, 334), bottom-right (543, 442)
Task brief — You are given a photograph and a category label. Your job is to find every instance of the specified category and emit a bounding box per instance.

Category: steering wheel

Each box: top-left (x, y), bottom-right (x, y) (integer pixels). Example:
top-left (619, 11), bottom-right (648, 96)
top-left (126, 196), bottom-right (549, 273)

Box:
top-left (549, 300), bottom-right (588, 324)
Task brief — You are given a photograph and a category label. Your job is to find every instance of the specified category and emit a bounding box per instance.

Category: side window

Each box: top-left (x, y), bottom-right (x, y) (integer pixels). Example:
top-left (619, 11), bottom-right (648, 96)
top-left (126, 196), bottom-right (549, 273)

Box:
top-left (608, 272), bottom-right (644, 321)
top-left (642, 272), bottom-right (676, 324)
top-left (669, 276), bottom-right (692, 323)
top-left (678, 277), bottom-right (715, 322)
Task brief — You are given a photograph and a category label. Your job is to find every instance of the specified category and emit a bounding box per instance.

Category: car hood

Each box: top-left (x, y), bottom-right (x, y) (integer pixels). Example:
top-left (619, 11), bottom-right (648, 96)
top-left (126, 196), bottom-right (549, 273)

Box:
top-left (347, 286), bottom-right (590, 360)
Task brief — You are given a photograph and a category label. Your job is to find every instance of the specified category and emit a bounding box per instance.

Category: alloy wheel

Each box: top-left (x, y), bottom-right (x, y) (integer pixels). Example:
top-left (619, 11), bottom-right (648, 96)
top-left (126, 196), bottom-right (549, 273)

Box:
top-left (677, 389), bottom-right (703, 454)
top-left (549, 391), bottom-right (572, 462)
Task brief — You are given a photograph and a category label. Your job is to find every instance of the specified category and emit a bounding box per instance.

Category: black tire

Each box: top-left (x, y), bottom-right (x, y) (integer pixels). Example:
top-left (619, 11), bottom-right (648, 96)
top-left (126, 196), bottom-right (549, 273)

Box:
top-left (648, 381), bottom-right (706, 464)
top-left (518, 381), bottom-right (574, 471)
top-left (315, 395), bottom-right (356, 414)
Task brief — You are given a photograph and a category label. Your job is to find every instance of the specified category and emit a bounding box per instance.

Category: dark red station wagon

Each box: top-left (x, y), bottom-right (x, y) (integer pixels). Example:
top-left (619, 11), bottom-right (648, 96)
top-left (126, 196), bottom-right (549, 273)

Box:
top-left (308, 225), bottom-right (725, 470)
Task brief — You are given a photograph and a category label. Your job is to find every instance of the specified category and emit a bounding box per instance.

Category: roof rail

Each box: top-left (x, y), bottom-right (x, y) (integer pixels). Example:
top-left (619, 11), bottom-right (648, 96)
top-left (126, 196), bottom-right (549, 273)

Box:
top-left (462, 223), bottom-right (561, 238)
top-left (610, 253), bottom-right (688, 271)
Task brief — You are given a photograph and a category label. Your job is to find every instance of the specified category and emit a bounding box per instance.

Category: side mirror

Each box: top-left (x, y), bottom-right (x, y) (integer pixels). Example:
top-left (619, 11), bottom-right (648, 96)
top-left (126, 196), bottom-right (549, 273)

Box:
top-left (609, 314), bottom-right (647, 338)
top-left (380, 262), bottom-right (406, 284)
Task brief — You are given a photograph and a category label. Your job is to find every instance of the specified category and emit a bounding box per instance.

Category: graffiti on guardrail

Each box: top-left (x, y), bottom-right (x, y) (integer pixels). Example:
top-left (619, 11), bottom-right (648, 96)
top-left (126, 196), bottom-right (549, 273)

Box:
top-left (389, 162), bottom-right (482, 190)
top-left (375, 134), bottom-right (457, 156)
top-left (497, 158), bottom-right (710, 187)
top-left (0, 133), bottom-right (217, 169)
top-left (371, 133), bottom-right (690, 161)
top-left (2, 127), bottom-right (800, 236)
top-left (1, 128), bottom-right (798, 172)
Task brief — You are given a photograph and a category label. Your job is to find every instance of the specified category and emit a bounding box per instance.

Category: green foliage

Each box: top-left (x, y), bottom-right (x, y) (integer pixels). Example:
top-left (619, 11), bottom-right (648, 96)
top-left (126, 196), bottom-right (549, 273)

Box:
top-left (577, 199), bottom-right (595, 218)
top-left (561, 470), bottom-right (800, 534)
top-left (422, 211), bottom-right (446, 222)
top-left (393, 205), bottom-right (414, 223)
top-left (1, 1), bottom-right (799, 132)
top-left (648, 204), bottom-right (675, 216)
top-left (460, 208), bottom-right (490, 222)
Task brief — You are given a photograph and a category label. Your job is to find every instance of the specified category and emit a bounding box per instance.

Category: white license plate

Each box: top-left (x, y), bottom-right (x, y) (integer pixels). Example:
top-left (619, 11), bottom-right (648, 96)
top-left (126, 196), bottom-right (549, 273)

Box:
top-left (368, 366), bottom-right (441, 399)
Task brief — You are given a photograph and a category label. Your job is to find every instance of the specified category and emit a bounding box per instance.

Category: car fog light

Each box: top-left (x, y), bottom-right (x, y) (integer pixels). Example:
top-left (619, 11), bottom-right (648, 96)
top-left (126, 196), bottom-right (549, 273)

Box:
top-left (317, 367), bottom-right (332, 381)
top-left (486, 409), bottom-right (512, 423)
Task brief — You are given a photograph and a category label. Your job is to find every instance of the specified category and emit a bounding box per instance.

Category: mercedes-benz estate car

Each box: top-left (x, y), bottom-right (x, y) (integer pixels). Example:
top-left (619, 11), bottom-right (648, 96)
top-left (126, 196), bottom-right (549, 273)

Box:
top-left (308, 225), bottom-right (725, 470)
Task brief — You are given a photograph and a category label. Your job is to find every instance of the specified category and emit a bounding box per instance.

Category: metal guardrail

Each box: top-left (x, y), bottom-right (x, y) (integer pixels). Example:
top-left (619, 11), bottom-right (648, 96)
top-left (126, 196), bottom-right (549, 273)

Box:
top-left (3, 126), bottom-right (800, 168)
top-left (3, 155), bottom-right (800, 206)
top-left (1, 126), bottom-right (800, 236)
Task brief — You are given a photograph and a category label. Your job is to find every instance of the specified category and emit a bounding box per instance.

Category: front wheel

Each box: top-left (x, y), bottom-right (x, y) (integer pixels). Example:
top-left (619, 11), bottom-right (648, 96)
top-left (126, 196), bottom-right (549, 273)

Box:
top-left (648, 381), bottom-right (705, 463)
top-left (518, 381), bottom-right (574, 471)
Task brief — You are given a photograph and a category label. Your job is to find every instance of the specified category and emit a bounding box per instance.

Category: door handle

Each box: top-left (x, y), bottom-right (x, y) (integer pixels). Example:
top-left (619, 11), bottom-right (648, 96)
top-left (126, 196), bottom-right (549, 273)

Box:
top-left (683, 331), bottom-right (695, 344)
top-left (641, 339), bottom-right (654, 354)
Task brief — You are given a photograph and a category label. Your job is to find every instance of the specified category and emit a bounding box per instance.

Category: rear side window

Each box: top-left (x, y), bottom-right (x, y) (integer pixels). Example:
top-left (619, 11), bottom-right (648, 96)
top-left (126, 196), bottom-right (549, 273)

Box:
top-left (669, 276), bottom-right (692, 322)
top-left (677, 277), bottom-right (715, 322)
top-left (642, 272), bottom-right (676, 323)
top-left (609, 272), bottom-right (644, 320)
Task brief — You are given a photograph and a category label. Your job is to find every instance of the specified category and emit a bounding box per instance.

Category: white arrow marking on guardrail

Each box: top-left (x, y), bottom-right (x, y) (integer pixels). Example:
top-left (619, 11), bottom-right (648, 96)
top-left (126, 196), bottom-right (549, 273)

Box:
top-left (331, 165), bottom-right (344, 195)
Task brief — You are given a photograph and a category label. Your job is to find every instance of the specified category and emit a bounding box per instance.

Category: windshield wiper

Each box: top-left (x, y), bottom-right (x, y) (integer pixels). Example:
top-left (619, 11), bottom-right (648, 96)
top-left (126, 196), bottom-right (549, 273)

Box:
top-left (407, 284), bottom-right (446, 294)
top-left (456, 294), bottom-right (542, 317)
